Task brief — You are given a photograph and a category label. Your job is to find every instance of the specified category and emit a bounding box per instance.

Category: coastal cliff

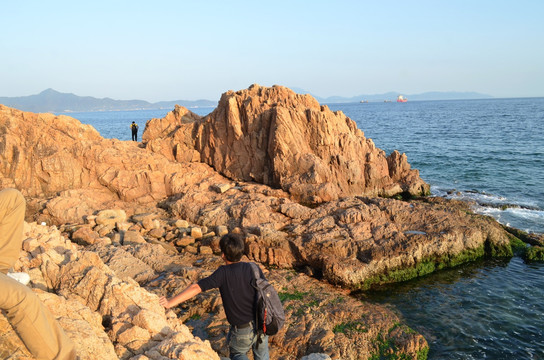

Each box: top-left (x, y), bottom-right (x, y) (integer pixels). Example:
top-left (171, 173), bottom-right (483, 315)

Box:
top-left (0, 86), bottom-right (520, 359)
top-left (142, 84), bottom-right (429, 203)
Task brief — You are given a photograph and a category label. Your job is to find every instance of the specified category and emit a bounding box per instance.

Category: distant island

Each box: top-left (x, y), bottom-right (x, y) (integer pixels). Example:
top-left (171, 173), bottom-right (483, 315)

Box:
top-left (0, 88), bottom-right (494, 113)
top-left (289, 88), bottom-right (493, 103)
top-left (0, 89), bottom-right (217, 113)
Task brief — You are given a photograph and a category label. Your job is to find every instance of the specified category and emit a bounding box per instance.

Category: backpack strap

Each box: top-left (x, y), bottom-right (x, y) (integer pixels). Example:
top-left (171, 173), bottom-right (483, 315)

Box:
top-left (249, 262), bottom-right (262, 282)
top-left (249, 262), bottom-right (264, 347)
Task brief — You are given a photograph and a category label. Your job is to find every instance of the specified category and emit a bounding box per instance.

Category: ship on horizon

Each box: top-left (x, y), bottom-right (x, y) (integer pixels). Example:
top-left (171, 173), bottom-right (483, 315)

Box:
top-left (397, 95), bottom-right (407, 102)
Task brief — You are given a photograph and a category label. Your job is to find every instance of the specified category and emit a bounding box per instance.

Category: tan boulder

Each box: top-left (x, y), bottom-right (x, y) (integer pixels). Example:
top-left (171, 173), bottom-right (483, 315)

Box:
top-left (174, 219), bottom-right (189, 228)
top-left (199, 246), bottom-right (213, 255)
top-left (95, 209), bottom-right (127, 226)
top-left (175, 236), bottom-right (195, 247)
top-left (156, 331), bottom-right (220, 360)
top-left (123, 230), bottom-right (147, 246)
top-left (190, 227), bottom-right (203, 239)
top-left (211, 183), bottom-right (233, 193)
top-left (71, 225), bottom-right (100, 245)
top-left (0, 105), bottom-right (102, 196)
top-left (148, 227), bottom-right (166, 239)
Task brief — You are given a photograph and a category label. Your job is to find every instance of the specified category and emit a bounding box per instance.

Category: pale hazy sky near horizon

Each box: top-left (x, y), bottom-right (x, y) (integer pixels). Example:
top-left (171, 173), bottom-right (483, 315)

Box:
top-left (2, 0), bottom-right (543, 102)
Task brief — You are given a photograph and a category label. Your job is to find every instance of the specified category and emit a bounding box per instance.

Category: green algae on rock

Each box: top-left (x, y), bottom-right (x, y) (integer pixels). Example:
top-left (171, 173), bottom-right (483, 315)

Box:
top-left (525, 246), bottom-right (544, 261)
top-left (357, 240), bottom-right (513, 290)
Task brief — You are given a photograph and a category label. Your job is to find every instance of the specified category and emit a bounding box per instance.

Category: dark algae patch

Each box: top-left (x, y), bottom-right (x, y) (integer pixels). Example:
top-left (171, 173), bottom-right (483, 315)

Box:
top-left (525, 246), bottom-right (544, 261)
top-left (503, 226), bottom-right (544, 261)
top-left (358, 240), bottom-right (513, 290)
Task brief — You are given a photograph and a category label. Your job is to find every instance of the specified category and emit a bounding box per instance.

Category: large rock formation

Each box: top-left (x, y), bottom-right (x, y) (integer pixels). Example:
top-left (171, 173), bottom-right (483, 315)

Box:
top-left (143, 85), bottom-right (429, 203)
top-left (0, 86), bottom-right (525, 359)
top-left (0, 104), bottom-right (227, 220)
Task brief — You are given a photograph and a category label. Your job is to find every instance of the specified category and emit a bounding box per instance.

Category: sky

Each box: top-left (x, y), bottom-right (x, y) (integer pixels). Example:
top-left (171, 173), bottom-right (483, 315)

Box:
top-left (2, 0), bottom-right (543, 102)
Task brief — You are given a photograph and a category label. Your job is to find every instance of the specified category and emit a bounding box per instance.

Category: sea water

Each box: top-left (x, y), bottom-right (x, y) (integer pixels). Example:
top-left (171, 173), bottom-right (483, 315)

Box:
top-left (60, 98), bottom-right (544, 359)
top-left (329, 98), bottom-right (544, 234)
top-left (59, 107), bottom-right (216, 142)
top-left (329, 98), bottom-right (544, 360)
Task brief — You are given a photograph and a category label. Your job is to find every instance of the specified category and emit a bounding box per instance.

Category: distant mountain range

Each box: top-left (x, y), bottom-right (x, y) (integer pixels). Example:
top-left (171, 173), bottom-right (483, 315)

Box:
top-left (0, 89), bottom-right (217, 113)
top-left (289, 87), bottom-right (493, 103)
top-left (0, 88), bottom-right (494, 113)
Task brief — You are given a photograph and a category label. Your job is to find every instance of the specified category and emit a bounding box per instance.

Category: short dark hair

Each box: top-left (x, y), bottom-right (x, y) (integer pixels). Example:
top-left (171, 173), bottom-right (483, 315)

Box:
top-left (219, 233), bottom-right (245, 262)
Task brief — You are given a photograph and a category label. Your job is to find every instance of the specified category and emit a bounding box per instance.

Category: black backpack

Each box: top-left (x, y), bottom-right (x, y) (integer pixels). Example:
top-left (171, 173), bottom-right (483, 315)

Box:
top-left (249, 263), bottom-right (285, 336)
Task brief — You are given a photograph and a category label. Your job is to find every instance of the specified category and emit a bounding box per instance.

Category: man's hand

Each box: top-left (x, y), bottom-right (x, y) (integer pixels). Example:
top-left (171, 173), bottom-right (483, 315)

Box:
top-left (158, 283), bottom-right (202, 309)
top-left (159, 296), bottom-right (172, 309)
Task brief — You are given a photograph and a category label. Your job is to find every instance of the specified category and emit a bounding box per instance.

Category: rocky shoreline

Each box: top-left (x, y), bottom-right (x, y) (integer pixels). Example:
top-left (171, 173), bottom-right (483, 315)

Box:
top-left (0, 85), bottom-right (537, 359)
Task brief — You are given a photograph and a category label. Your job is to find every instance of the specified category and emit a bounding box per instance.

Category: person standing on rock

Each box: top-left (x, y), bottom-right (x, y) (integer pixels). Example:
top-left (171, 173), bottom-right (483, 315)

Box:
top-left (130, 121), bottom-right (139, 141)
top-left (159, 233), bottom-right (270, 360)
top-left (0, 188), bottom-right (76, 360)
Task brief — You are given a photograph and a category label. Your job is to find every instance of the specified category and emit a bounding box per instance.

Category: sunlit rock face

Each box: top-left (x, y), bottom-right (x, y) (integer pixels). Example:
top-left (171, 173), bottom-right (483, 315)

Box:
top-left (143, 84), bottom-right (429, 203)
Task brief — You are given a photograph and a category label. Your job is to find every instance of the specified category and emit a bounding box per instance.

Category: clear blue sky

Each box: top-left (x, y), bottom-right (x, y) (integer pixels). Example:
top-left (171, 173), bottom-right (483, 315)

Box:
top-left (2, 0), bottom-right (543, 102)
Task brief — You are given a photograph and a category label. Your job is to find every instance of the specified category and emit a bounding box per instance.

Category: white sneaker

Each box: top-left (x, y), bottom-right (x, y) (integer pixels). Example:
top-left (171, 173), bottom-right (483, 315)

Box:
top-left (7, 272), bottom-right (30, 285)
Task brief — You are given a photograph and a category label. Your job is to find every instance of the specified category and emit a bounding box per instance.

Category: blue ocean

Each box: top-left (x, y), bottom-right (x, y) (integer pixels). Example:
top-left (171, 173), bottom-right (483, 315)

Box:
top-left (61, 97), bottom-right (544, 359)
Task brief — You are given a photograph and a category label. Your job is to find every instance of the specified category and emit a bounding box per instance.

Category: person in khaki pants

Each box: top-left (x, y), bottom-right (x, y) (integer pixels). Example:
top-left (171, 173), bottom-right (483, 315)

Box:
top-left (0, 188), bottom-right (76, 360)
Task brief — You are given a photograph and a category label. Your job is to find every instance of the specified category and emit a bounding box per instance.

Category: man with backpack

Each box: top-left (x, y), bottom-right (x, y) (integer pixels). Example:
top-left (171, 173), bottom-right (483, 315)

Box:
top-left (159, 233), bottom-right (283, 360)
top-left (130, 121), bottom-right (139, 141)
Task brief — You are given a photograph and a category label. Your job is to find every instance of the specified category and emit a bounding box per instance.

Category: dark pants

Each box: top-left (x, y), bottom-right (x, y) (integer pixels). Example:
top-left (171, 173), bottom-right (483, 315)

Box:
top-left (227, 323), bottom-right (269, 360)
top-left (131, 130), bottom-right (138, 141)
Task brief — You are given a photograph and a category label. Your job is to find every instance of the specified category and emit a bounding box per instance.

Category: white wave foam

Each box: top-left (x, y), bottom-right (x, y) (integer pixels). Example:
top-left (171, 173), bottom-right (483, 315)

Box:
top-left (431, 185), bottom-right (543, 233)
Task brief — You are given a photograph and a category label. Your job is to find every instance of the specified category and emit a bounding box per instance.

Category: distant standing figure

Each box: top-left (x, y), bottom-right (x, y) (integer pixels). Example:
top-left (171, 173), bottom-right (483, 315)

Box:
top-left (0, 188), bottom-right (76, 360)
top-left (130, 121), bottom-right (139, 141)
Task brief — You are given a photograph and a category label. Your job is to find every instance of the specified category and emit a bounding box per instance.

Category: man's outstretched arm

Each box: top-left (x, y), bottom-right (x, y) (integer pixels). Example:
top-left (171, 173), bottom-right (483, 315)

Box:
top-left (159, 283), bottom-right (202, 309)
